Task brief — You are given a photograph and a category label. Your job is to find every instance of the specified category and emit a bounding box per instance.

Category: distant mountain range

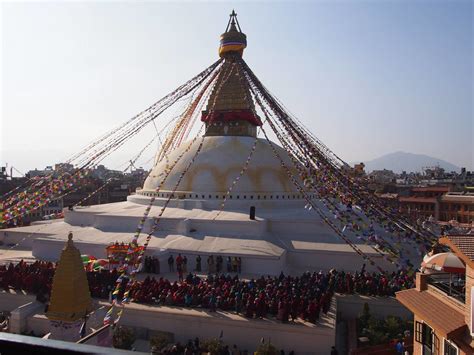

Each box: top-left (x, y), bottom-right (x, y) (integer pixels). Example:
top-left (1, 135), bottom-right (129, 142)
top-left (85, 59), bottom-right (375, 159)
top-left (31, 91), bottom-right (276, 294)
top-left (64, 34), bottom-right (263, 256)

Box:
top-left (359, 151), bottom-right (461, 173)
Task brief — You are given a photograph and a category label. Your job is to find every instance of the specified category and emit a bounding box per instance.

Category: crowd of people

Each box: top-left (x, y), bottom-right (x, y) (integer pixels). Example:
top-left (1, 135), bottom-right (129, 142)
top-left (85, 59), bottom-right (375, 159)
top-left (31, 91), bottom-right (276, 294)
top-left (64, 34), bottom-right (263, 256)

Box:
top-left (127, 272), bottom-right (332, 323)
top-left (0, 260), bottom-right (117, 302)
top-left (166, 254), bottom-right (243, 280)
top-left (0, 260), bottom-right (54, 297)
top-left (144, 256), bottom-right (160, 274)
top-left (0, 259), bottom-right (414, 324)
top-left (126, 268), bottom-right (414, 324)
top-left (157, 337), bottom-right (296, 355)
top-left (87, 268), bottom-right (119, 299)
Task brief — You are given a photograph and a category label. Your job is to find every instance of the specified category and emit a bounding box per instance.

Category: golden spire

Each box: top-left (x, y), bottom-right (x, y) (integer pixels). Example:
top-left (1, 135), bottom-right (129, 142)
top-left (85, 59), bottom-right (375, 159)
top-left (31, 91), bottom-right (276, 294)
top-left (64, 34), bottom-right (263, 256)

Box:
top-left (205, 63), bottom-right (253, 112)
top-left (46, 232), bottom-right (92, 322)
top-left (202, 11), bottom-right (262, 137)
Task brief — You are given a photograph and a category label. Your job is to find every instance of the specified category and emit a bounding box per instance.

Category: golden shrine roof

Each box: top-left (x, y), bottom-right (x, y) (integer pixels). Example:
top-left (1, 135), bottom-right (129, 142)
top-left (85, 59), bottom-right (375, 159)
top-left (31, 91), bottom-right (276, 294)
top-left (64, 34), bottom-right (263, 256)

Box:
top-left (46, 232), bottom-right (93, 322)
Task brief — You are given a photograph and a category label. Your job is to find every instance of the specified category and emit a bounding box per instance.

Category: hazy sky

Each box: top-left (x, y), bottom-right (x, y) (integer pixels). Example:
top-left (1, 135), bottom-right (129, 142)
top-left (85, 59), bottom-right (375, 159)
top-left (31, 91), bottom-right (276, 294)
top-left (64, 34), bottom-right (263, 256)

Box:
top-left (1, 0), bottom-right (473, 175)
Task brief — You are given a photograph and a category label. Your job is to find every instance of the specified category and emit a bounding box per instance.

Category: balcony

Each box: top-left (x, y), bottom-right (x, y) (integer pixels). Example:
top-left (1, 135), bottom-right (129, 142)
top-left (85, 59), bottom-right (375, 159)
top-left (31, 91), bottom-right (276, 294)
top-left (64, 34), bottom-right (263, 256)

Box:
top-left (427, 272), bottom-right (466, 303)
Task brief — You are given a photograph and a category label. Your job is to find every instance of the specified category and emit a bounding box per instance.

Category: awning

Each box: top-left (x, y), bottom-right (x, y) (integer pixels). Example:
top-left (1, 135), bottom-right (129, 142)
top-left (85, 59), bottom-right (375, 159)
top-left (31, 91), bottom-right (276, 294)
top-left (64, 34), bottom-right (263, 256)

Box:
top-left (396, 289), bottom-right (466, 338)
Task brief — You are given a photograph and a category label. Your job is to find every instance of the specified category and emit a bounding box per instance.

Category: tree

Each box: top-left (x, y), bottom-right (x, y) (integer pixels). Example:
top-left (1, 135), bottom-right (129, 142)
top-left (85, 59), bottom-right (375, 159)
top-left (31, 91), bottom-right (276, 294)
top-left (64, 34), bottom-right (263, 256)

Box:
top-left (112, 326), bottom-right (136, 350)
top-left (384, 315), bottom-right (402, 338)
top-left (359, 302), bottom-right (371, 330)
top-left (255, 343), bottom-right (279, 355)
top-left (150, 333), bottom-right (172, 354)
top-left (200, 338), bottom-right (224, 355)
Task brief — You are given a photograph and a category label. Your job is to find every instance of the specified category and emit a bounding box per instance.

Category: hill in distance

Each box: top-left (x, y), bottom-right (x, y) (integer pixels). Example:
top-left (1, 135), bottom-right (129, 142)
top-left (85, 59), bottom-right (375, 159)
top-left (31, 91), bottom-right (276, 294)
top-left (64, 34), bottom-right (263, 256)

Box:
top-left (360, 151), bottom-right (461, 173)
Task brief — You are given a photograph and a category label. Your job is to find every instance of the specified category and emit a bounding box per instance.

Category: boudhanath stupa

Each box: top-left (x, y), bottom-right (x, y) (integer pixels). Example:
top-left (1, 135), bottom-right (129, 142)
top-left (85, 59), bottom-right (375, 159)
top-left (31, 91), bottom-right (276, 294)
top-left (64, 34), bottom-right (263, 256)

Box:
top-left (1, 12), bottom-right (422, 275)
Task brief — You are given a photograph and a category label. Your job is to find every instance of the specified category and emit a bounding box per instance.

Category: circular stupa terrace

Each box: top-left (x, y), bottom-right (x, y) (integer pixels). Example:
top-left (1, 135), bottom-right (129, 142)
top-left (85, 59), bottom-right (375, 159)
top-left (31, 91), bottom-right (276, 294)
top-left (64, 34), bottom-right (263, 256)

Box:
top-left (3, 157), bottom-right (396, 276)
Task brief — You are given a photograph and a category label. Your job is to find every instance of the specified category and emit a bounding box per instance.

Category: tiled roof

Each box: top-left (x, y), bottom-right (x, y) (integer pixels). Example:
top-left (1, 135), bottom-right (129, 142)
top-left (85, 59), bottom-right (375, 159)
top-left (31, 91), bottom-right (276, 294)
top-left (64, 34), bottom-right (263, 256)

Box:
top-left (396, 289), bottom-right (466, 338)
top-left (440, 235), bottom-right (474, 264)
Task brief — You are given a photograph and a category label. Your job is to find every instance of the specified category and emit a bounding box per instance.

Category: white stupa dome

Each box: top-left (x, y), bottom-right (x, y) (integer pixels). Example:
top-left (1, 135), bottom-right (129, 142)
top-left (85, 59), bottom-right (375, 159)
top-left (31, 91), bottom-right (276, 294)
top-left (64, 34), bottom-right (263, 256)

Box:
top-left (139, 136), bottom-right (302, 199)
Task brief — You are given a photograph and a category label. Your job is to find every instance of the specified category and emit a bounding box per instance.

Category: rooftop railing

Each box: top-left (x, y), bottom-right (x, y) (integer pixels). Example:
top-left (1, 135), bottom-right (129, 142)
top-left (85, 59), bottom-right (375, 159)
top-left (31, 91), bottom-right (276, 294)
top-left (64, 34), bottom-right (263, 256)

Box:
top-left (0, 332), bottom-right (148, 355)
top-left (426, 272), bottom-right (466, 303)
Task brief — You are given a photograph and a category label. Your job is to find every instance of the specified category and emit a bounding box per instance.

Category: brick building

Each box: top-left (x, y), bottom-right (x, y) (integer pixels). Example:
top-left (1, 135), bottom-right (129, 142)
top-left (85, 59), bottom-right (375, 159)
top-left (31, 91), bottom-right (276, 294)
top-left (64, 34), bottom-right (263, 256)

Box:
top-left (397, 186), bottom-right (473, 226)
top-left (398, 186), bottom-right (449, 220)
top-left (439, 194), bottom-right (474, 225)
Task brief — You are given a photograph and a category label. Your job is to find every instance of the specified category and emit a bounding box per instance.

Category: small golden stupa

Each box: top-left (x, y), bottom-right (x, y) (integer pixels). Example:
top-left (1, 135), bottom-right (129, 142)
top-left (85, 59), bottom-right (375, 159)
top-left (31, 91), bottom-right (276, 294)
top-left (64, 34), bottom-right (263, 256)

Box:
top-left (46, 232), bottom-right (92, 322)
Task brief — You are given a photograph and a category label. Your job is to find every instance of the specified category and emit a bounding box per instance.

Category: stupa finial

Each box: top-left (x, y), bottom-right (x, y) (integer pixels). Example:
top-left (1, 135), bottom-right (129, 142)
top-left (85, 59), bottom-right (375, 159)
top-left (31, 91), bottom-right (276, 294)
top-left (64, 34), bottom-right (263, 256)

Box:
top-left (229, 10), bottom-right (239, 31)
top-left (219, 10), bottom-right (247, 58)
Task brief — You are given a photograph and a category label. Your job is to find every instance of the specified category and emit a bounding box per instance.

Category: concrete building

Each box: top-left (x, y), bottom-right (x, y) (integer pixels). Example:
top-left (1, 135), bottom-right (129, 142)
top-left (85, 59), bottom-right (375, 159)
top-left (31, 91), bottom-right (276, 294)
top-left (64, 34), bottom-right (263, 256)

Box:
top-left (398, 186), bottom-right (473, 226)
top-left (439, 193), bottom-right (474, 225)
top-left (397, 235), bottom-right (474, 354)
top-left (398, 186), bottom-right (450, 220)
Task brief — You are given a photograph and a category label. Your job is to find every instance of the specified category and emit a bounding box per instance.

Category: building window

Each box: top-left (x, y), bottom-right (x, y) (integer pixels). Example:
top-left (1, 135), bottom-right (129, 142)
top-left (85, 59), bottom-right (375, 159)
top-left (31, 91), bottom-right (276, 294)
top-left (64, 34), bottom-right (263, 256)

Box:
top-left (444, 339), bottom-right (458, 355)
top-left (416, 321), bottom-right (439, 355)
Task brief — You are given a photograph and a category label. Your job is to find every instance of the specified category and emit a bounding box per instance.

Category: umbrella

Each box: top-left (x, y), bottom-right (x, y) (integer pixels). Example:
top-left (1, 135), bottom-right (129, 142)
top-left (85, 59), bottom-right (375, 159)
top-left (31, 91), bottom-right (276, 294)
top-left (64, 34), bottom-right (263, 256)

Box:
top-left (81, 255), bottom-right (97, 263)
top-left (421, 252), bottom-right (465, 273)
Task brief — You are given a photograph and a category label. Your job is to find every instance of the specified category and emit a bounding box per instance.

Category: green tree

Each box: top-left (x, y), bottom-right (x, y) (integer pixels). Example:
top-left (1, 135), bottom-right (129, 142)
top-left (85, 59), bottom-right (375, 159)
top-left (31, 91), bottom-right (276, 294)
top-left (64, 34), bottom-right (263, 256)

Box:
top-left (112, 326), bottom-right (136, 350)
top-left (150, 333), bottom-right (171, 354)
top-left (384, 315), bottom-right (402, 338)
top-left (255, 342), bottom-right (279, 355)
top-left (200, 338), bottom-right (224, 355)
top-left (359, 303), bottom-right (371, 328)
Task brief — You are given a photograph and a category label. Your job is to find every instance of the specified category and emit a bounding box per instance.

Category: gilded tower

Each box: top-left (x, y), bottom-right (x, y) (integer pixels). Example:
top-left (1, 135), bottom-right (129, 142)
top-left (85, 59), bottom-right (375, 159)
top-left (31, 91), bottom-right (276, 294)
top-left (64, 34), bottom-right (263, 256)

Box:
top-left (46, 232), bottom-right (93, 341)
top-left (201, 10), bottom-right (262, 137)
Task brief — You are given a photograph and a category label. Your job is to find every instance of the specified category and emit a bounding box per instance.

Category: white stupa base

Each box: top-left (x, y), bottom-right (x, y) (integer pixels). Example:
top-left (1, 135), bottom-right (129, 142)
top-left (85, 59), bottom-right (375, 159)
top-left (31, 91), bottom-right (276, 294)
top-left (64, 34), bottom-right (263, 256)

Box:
top-left (49, 319), bottom-right (82, 342)
top-left (0, 197), bottom-right (409, 274)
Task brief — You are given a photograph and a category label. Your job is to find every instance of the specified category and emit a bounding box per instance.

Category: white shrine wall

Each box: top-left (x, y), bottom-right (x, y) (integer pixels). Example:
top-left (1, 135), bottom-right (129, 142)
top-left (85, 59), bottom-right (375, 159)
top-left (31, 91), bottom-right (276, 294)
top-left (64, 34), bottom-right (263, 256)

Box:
top-left (119, 303), bottom-right (335, 354)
